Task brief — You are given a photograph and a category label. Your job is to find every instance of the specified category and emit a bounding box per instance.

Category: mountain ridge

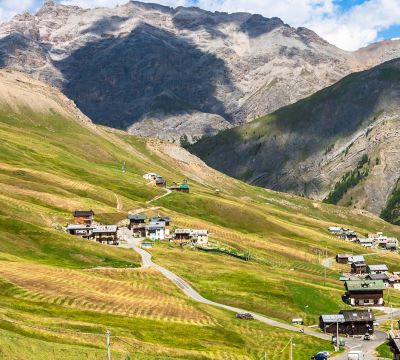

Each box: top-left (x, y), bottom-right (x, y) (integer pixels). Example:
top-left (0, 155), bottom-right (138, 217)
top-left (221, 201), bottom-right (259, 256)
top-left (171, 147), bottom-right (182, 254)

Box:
top-left (1, 1), bottom-right (400, 142)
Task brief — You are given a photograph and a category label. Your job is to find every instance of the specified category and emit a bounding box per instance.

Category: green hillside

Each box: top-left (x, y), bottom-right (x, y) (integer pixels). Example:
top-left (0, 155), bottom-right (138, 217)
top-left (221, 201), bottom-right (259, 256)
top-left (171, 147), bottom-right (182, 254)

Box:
top-left (1, 69), bottom-right (400, 359)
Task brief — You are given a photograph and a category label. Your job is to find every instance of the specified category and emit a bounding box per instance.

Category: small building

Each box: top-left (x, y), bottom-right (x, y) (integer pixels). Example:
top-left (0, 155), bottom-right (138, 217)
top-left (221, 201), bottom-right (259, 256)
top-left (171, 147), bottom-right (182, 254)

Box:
top-left (336, 254), bottom-right (350, 264)
top-left (155, 176), bottom-right (166, 187)
top-left (141, 241), bottom-right (153, 249)
top-left (329, 226), bottom-right (344, 234)
top-left (389, 330), bottom-right (400, 360)
top-left (128, 214), bottom-right (146, 237)
top-left (389, 274), bottom-right (400, 289)
top-left (319, 310), bottom-right (375, 335)
top-left (143, 173), bottom-right (159, 180)
top-left (73, 210), bottom-right (95, 225)
top-left (348, 255), bottom-right (365, 264)
top-left (345, 231), bottom-right (358, 241)
top-left (344, 280), bottom-right (385, 307)
top-left (366, 273), bottom-right (389, 287)
top-left (174, 229), bottom-right (192, 244)
top-left (358, 238), bottom-right (374, 248)
top-left (92, 225), bottom-right (118, 245)
top-left (150, 216), bottom-right (171, 237)
top-left (191, 229), bottom-right (208, 246)
top-left (385, 242), bottom-right (398, 251)
top-left (146, 221), bottom-right (166, 240)
top-left (169, 182), bottom-right (190, 193)
top-left (66, 224), bottom-right (94, 240)
top-left (351, 261), bottom-right (367, 275)
top-left (367, 264), bottom-right (388, 274)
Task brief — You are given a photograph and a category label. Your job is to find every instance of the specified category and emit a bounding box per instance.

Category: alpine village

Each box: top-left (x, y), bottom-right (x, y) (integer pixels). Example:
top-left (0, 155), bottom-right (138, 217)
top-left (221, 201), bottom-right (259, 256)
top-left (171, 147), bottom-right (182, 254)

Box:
top-left (2, 1), bottom-right (400, 360)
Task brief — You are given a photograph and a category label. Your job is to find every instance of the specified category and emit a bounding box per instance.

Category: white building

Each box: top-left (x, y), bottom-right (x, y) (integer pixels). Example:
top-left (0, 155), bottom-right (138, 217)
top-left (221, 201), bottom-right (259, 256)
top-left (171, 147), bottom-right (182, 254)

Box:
top-left (191, 229), bottom-right (209, 246)
top-left (146, 221), bottom-right (166, 240)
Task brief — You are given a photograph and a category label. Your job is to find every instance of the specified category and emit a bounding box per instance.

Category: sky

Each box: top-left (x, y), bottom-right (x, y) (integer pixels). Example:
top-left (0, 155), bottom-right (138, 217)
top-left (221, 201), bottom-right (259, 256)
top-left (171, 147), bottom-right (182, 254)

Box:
top-left (0, 0), bottom-right (399, 51)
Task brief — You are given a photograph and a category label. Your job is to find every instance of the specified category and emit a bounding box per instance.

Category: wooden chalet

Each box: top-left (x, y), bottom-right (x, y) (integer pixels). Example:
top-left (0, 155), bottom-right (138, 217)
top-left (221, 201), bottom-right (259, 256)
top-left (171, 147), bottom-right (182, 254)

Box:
top-left (92, 225), bottom-right (118, 245)
top-left (351, 261), bottom-right (367, 275)
top-left (389, 274), bottom-right (400, 289)
top-left (155, 176), bottom-right (166, 187)
top-left (358, 238), bottom-right (373, 247)
top-left (169, 181), bottom-right (190, 193)
top-left (128, 214), bottom-right (146, 237)
top-left (174, 229), bottom-right (192, 244)
top-left (319, 310), bottom-right (375, 335)
top-left (344, 280), bottom-right (385, 307)
top-left (336, 254), bottom-right (350, 264)
top-left (73, 210), bottom-right (95, 225)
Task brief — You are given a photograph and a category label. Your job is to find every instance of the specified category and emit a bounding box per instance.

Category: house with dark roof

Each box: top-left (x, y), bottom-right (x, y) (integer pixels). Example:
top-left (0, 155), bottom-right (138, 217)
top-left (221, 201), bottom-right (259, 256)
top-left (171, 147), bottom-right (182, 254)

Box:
top-left (146, 221), bottom-right (166, 240)
top-left (344, 280), bottom-right (385, 307)
top-left (351, 261), bottom-right (367, 275)
top-left (319, 310), bottom-right (375, 335)
top-left (336, 254), bottom-right (350, 264)
top-left (128, 214), bottom-right (147, 237)
top-left (73, 210), bottom-right (95, 225)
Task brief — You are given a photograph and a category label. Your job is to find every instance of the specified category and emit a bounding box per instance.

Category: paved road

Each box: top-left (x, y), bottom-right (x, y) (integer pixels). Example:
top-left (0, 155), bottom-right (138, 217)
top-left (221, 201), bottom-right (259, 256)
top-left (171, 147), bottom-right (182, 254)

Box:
top-left (120, 228), bottom-right (389, 358)
top-left (120, 228), bottom-right (330, 339)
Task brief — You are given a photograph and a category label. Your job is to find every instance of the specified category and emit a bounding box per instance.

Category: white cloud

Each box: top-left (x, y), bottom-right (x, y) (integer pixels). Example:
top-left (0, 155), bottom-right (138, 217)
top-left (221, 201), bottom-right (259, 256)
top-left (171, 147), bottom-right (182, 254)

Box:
top-left (0, 0), bottom-right (36, 21)
top-left (195, 0), bottom-right (400, 51)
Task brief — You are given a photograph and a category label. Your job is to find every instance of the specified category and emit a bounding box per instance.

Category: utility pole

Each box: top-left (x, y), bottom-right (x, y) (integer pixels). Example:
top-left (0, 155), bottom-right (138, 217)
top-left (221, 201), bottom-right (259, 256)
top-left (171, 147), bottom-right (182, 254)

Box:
top-left (106, 330), bottom-right (112, 360)
top-left (336, 319), bottom-right (339, 350)
top-left (289, 337), bottom-right (293, 360)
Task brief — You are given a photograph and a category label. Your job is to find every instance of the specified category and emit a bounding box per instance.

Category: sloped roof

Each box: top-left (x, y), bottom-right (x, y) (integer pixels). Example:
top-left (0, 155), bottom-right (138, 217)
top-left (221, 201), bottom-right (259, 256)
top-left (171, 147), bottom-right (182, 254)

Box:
top-left (128, 214), bottom-right (146, 220)
top-left (340, 310), bottom-right (375, 322)
top-left (368, 264), bottom-right (388, 272)
top-left (93, 225), bottom-right (117, 233)
top-left (349, 255), bottom-right (365, 263)
top-left (345, 280), bottom-right (385, 291)
top-left (367, 273), bottom-right (389, 281)
top-left (320, 314), bottom-right (345, 323)
top-left (73, 210), bottom-right (94, 217)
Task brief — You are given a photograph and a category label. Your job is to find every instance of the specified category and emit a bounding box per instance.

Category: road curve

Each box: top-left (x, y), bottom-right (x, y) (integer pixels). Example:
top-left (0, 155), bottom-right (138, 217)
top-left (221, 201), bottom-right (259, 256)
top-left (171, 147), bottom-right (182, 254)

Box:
top-left (120, 228), bottom-right (331, 341)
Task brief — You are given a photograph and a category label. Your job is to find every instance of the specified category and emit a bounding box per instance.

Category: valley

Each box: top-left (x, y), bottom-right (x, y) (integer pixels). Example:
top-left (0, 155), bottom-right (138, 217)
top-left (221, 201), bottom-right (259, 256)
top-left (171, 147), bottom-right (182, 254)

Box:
top-left (2, 68), bottom-right (400, 359)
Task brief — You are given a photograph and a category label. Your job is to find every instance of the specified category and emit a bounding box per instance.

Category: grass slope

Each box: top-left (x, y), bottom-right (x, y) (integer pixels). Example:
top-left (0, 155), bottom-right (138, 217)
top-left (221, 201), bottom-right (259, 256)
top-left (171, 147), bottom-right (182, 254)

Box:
top-left (1, 70), bottom-right (400, 359)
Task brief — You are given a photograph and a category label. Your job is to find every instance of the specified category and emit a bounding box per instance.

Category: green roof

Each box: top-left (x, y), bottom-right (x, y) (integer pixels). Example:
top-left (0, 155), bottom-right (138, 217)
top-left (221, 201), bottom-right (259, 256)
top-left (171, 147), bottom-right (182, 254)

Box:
top-left (180, 184), bottom-right (189, 189)
top-left (345, 280), bottom-right (385, 291)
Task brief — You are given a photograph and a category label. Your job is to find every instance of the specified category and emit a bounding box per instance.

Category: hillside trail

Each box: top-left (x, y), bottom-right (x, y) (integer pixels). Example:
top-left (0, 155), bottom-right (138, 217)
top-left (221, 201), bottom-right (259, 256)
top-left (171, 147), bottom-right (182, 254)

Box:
top-left (146, 187), bottom-right (171, 204)
top-left (114, 193), bottom-right (123, 211)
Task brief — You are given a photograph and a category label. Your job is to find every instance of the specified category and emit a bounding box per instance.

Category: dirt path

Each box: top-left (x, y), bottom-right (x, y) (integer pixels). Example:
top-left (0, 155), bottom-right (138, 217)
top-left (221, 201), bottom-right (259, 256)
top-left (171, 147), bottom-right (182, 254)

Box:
top-left (146, 188), bottom-right (172, 204)
top-left (114, 193), bottom-right (122, 211)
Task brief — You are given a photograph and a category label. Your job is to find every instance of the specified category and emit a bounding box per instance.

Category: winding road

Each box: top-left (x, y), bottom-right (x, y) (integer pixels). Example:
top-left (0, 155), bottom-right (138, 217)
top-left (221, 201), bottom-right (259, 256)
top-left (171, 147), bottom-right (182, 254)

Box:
top-left (120, 228), bottom-right (331, 340)
top-left (118, 221), bottom-right (388, 358)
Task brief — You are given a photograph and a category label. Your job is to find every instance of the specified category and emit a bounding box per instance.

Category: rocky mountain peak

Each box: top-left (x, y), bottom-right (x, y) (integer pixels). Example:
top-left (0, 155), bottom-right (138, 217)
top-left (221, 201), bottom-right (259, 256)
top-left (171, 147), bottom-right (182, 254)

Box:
top-left (0, 1), bottom-right (399, 143)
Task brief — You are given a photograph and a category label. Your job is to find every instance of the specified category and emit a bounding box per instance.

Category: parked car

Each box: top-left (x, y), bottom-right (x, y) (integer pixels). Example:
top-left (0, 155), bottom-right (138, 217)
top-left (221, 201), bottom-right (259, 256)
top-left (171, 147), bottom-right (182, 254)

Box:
top-left (363, 333), bottom-right (371, 341)
top-left (236, 313), bottom-right (254, 320)
top-left (311, 353), bottom-right (328, 360)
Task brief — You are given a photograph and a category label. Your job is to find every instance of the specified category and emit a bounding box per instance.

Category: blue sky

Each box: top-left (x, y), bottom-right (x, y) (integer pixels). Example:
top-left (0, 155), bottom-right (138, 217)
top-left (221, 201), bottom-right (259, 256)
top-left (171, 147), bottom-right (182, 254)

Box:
top-left (1, 0), bottom-right (400, 50)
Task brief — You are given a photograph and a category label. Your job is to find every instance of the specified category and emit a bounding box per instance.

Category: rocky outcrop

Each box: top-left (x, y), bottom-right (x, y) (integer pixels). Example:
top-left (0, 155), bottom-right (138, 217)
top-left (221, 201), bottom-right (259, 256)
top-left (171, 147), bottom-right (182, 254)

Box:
top-left (1, 1), bottom-right (400, 141)
top-left (190, 59), bottom-right (400, 217)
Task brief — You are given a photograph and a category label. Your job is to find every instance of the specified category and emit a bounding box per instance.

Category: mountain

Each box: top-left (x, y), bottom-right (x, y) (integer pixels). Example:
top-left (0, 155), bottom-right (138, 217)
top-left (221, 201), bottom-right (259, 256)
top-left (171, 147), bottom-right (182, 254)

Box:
top-left (190, 58), bottom-right (400, 222)
top-left (3, 69), bottom-right (400, 358)
top-left (1, 1), bottom-right (400, 143)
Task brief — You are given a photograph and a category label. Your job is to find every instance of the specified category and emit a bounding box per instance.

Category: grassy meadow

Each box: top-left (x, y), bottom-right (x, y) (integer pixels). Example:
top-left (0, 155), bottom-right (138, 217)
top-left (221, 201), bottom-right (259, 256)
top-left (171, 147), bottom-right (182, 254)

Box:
top-left (1, 70), bottom-right (400, 358)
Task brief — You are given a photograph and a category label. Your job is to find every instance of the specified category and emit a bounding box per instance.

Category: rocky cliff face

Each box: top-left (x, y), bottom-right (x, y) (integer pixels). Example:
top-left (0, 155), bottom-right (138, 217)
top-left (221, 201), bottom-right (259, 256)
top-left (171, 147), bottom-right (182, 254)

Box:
top-left (190, 59), bottom-right (400, 220)
top-left (1, 1), bottom-right (400, 143)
